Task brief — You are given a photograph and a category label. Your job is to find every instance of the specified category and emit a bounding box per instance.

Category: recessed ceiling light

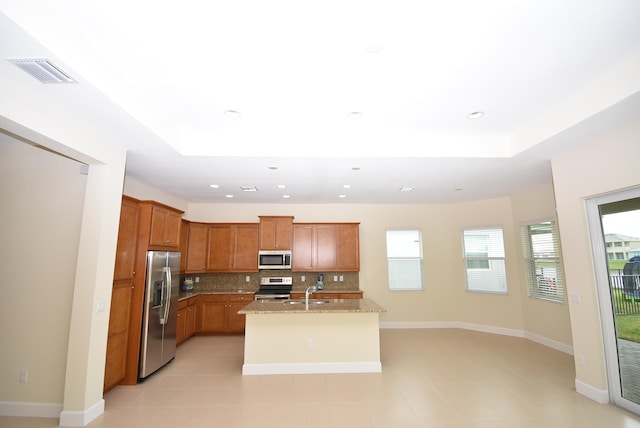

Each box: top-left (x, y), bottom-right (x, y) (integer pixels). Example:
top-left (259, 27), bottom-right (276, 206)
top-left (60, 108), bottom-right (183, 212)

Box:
top-left (366, 44), bottom-right (383, 53)
top-left (210, 184), bottom-right (219, 188)
top-left (224, 110), bottom-right (241, 118)
top-left (268, 166), bottom-right (278, 170)
top-left (338, 194), bottom-right (347, 198)
top-left (241, 186), bottom-right (258, 192)
top-left (225, 194), bottom-right (234, 198)
top-left (343, 184), bottom-right (352, 189)
top-left (454, 187), bottom-right (463, 191)
top-left (351, 167), bottom-right (361, 171)
top-left (282, 195), bottom-right (290, 199)
top-left (399, 187), bottom-right (414, 192)
top-left (467, 111), bottom-right (484, 119)
top-left (277, 184), bottom-right (286, 189)
top-left (348, 112), bottom-right (363, 120)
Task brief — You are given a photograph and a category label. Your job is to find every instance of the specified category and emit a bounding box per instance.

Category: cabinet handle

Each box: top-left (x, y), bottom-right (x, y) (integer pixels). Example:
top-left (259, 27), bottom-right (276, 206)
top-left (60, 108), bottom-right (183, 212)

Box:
top-left (165, 240), bottom-right (170, 243)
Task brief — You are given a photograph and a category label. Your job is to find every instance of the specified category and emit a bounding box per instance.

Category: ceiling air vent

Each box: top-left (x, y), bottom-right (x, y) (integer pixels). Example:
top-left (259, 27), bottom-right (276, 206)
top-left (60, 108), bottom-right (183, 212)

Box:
top-left (10, 59), bottom-right (77, 84)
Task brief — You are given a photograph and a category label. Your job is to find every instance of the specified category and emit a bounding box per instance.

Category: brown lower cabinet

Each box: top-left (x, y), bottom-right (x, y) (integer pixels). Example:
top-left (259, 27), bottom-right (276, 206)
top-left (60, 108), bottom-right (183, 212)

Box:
top-left (176, 296), bottom-right (197, 346)
top-left (196, 294), bottom-right (254, 334)
top-left (103, 279), bottom-right (133, 392)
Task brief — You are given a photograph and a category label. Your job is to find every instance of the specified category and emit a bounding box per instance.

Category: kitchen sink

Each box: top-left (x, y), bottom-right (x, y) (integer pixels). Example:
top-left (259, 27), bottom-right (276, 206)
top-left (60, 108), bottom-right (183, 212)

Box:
top-left (283, 300), bottom-right (330, 305)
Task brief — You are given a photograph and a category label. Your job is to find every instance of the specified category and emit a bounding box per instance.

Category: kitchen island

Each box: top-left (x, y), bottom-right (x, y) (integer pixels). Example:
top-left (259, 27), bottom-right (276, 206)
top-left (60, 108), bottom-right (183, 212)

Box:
top-left (238, 298), bottom-right (386, 375)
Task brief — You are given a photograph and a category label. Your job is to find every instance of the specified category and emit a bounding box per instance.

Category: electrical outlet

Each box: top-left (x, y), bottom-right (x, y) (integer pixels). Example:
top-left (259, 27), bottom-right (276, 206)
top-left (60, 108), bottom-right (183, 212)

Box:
top-left (245, 276), bottom-right (250, 283)
top-left (19, 369), bottom-right (28, 383)
top-left (195, 277), bottom-right (200, 283)
top-left (577, 355), bottom-right (586, 367)
top-left (333, 275), bottom-right (338, 282)
top-left (301, 275), bottom-right (305, 282)
top-left (339, 275), bottom-right (344, 282)
top-left (307, 339), bottom-right (314, 349)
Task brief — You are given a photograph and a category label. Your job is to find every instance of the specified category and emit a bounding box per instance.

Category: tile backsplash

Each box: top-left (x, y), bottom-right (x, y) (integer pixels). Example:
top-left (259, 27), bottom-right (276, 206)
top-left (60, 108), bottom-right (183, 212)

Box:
top-left (180, 271), bottom-right (359, 293)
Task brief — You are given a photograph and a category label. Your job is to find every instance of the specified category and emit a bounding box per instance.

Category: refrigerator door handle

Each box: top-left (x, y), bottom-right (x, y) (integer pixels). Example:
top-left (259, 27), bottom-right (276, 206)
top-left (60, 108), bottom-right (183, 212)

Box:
top-left (161, 266), bottom-right (171, 325)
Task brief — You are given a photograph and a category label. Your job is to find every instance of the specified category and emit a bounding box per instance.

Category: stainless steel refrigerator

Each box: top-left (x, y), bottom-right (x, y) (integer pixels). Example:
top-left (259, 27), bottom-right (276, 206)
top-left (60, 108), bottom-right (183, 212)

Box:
top-left (139, 250), bottom-right (180, 379)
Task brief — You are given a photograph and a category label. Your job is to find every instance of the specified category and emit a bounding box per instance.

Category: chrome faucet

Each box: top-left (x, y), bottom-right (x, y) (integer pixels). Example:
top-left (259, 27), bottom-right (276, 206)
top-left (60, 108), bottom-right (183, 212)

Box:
top-left (305, 285), bottom-right (317, 306)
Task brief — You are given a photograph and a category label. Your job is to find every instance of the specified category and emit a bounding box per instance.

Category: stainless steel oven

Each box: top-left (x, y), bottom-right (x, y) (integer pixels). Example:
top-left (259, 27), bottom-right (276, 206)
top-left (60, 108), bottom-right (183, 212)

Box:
top-left (254, 276), bottom-right (292, 300)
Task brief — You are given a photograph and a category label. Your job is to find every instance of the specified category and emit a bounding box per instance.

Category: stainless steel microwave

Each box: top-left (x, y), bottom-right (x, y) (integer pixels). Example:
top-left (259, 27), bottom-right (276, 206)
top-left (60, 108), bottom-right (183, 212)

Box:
top-left (258, 250), bottom-right (292, 270)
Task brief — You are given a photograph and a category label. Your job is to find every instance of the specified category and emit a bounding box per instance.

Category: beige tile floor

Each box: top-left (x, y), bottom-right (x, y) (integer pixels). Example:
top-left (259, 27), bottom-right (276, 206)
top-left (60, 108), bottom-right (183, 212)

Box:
top-left (3, 329), bottom-right (640, 427)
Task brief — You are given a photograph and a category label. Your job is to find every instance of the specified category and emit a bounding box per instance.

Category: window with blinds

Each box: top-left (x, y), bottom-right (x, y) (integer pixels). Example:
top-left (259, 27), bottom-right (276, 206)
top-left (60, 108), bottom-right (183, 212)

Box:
top-left (521, 221), bottom-right (565, 302)
top-left (386, 229), bottom-right (424, 291)
top-left (463, 227), bottom-right (507, 293)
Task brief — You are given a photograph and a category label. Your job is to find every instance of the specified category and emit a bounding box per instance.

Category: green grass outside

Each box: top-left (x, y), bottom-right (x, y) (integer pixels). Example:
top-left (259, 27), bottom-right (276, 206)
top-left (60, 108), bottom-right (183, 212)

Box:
top-left (609, 259), bottom-right (628, 271)
top-left (616, 314), bottom-right (640, 343)
top-left (611, 288), bottom-right (640, 342)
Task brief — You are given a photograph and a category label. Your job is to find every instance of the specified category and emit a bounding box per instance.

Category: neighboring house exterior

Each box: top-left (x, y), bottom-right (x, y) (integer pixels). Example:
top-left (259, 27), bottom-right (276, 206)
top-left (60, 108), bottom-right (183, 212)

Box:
top-left (605, 234), bottom-right (640, 261)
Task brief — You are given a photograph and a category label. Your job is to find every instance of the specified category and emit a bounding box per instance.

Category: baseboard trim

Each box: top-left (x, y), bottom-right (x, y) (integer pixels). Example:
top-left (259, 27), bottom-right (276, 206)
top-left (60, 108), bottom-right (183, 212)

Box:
top-left (575, 379), bottom-right (609, 403)
top-left (524, 331), bottom-right (574, 355)
top-left (380, 321), bottom-right (573, 354)
top-left (59, 399), bottom-right (104, 427)
top-left (243, 361), bottom-right (382, 375)
top-left (0, 401), bottom-right (62, 418)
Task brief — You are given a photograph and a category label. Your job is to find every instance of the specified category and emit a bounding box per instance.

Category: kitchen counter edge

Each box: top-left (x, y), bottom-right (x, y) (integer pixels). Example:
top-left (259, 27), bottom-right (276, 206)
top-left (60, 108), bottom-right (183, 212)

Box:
top-left (238, 298), bottom-right (385, 314)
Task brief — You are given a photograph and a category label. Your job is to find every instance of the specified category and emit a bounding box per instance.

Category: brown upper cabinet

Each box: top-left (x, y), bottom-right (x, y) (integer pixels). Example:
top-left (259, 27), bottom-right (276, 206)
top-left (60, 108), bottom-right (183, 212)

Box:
top-left (207, 224), bottom-right (259, 272)
top-left (185, 222), bottom-right (208, 273)
top-left (259, 216), bottom-right (294, 250)
top-left (113, 196), bottom-right (140, 281)
top-left (146, 203), bottom-right (182, 249)
top-left (292, 223), bottom-right (360, 272)
top-left (179, 220), bottom-right (189, 273)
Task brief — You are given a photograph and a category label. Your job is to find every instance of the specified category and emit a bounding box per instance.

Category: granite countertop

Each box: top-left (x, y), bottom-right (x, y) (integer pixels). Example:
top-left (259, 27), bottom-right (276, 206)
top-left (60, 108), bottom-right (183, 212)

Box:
top-left (238, 298), bottom-right (385, 314)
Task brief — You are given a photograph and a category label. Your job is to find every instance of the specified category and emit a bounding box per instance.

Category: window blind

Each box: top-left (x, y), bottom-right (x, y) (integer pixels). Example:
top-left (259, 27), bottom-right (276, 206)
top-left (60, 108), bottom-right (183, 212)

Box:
top-left (386, 230), bottom-right (424, 290)
top-left (521, 221), bottom-right (565, 302)
top-left (463, 227), bottom-right (507, 293)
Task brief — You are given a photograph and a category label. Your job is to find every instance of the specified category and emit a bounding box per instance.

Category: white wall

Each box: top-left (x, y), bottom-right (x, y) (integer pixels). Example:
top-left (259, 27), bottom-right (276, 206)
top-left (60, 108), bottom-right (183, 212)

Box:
top-left (0, 134), bottom-right (86, 405)
top-left (552, 119), bottom-right (640, 400)
top-left (183, 192), bottom-right (564, 338)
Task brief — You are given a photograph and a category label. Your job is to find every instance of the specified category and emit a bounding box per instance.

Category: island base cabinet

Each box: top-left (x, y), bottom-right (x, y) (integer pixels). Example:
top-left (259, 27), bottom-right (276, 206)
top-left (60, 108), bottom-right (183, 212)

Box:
top-left (196, 294), bottom-right (253, 334)
top-left (242, 312), bottom-right (381, 375)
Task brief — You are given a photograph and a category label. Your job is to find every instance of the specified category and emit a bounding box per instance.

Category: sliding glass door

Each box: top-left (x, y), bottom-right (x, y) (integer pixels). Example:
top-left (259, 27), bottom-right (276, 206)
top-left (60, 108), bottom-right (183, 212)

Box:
top-left (587, 188), bottom-right (640, 414)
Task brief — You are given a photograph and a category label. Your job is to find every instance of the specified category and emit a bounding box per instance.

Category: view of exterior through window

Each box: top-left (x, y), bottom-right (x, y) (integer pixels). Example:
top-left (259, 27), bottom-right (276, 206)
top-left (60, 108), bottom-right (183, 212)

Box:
top-left (386, 229), bottom-right (423, 290)
top-left (462, 227), bottom-right (507, 293)
top-left (521, 221), bottom-right (565, 302)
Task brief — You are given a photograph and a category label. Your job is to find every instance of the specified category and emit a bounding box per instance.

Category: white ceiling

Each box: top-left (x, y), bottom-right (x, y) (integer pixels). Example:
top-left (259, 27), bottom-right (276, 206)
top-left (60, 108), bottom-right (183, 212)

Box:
top-left (1, 0), bottom-right (639, 203)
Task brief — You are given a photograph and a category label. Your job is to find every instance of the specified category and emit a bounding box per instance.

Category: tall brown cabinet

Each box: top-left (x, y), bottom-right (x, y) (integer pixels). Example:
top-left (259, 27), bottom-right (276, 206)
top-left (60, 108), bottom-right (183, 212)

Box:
top-left (104, 196), bottom-right (138, 392)
top-left (105, 198), bottom-right (184, 390)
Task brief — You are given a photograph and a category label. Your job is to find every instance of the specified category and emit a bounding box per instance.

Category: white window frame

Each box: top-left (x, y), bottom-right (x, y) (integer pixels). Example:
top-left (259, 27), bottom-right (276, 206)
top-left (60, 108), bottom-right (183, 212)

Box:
top-left (386, 229), bottom-right (424, 291)
top-left (462, 226), bottom-right (508, 294)
top-left (521, 220), bottom-right (565, 303)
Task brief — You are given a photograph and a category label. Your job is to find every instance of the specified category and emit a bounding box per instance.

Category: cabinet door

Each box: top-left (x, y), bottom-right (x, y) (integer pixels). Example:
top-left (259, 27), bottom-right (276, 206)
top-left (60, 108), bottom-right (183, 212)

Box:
top-left (336, 224), bottom-right (360, 271)
top-left (104, 279), bottom-right (133, 392)
top-left (315, 224), bottom-right (337, 270)
top-left (149, 206), bottom-right (181, 247)
top-left (292, 224), bottom-right (314, 271)
top-left (227, 294), bottom-right (253, 332)
top-left (164, 211), bottom-right (181, 246)
top-left (186, 223), bottom-right (208, 272)
top-left (113, 197), bottom-right (138, 281)
top-left (176, 304), bottom-right (187, 345)
top-left (186, 302), bottom-right (196, 338)
top-left (207, 225), bottom-right (232, 271)
top-left (232, 224), bottom-right (259, 271)
top-left (197, 296), bottom-right (227, 332)
top-left (259, 216), bottom-right (293, 250)
top-left (179, 220), bottom-right (189, 273)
